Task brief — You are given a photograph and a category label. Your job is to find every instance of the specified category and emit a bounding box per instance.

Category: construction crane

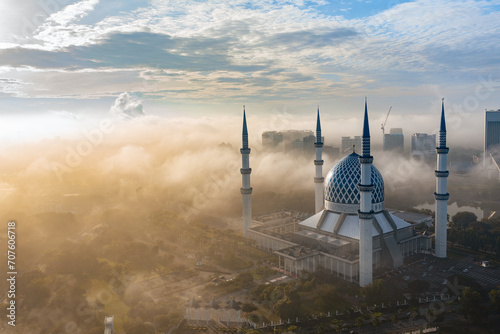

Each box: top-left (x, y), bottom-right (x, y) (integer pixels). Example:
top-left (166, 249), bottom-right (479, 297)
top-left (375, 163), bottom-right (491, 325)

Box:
top-left (381, 106), bottom-right (392, 135)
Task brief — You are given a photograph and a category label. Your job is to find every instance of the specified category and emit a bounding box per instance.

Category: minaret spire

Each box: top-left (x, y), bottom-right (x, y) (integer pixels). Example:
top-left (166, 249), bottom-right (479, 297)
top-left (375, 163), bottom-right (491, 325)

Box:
top-left (240, 106), bottom-right (253, 237)
top-left (316, 106), bottom-right (322, 144)
top-left (359, 97), bottom-right (374, 287)
top-left (435, 98), bottom-right (449, 258)
top-left (439, 98), bottom-right (446, 147)
top-left (242, 105), bottom-right (248, 149)
top-left (362, 97), bottom-right (370, 156)
top-left (314, 106), bottom-right (324, 213)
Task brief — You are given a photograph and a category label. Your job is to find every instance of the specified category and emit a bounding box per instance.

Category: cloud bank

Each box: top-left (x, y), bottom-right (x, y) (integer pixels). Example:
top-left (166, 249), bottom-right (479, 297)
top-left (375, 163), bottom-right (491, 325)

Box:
top-left (0, 0), bottom-right (499, 113)
top-left (110, 92), bottom-right (145, 118)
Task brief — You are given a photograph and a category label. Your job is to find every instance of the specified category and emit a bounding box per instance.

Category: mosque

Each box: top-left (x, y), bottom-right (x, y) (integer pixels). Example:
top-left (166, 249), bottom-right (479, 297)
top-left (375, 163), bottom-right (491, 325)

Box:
top-left (240, 100), bottom-right (449, 287)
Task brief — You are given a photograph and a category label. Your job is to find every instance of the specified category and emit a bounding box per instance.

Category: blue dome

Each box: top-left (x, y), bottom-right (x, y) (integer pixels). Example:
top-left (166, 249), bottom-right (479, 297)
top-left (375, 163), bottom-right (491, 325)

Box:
top-left (325, 152), bottom-right (384, 206)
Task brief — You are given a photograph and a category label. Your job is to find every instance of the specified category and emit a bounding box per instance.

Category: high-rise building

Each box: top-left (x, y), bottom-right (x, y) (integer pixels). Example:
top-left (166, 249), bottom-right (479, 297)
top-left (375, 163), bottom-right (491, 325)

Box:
top-left (485, 109), bottom-right (500, 163)
top-left (262, 130), bottom-right (314, 153)
top-left (262, 129), bottom-right (339, 161)
top-left (411, 133), bottom-right (436, 162)
top-left (383, 128), bottom-right (404, 153)
top-left (341, 136), bottom-right (362, 154)
top-left (262, 131), bottom-right (283, 150)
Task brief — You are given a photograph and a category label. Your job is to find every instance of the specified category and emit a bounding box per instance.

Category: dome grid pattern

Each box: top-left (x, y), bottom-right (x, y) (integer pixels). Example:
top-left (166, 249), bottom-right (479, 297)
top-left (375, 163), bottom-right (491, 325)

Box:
top-left (324, 153), bottom-right (384, 205)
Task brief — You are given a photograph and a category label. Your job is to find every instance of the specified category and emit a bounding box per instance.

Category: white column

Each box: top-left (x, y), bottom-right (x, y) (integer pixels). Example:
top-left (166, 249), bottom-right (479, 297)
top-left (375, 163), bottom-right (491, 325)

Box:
top-left (241, 109), bottom-right (252, 237)
top-left (359, 162), bottom-right (373, 286)
top-left (435, 100), bottom-right (449, 259)
top-left (359, 99), bottom-right (373, 287)
top-left (314, 108), bottom-right (324, 213)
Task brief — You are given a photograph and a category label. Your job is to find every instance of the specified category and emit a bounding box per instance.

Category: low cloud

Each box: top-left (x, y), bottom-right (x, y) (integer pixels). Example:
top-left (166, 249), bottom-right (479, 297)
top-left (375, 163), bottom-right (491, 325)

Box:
top-left (110, 92), bottom-right (145, 118)
top-left (52, 110), bottom-right (83, 121)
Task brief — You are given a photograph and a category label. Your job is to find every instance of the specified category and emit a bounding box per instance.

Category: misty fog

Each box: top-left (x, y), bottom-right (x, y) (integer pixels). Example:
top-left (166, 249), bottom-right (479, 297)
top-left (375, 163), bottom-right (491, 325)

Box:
top-left (0, 97), bottom-right (497, 333)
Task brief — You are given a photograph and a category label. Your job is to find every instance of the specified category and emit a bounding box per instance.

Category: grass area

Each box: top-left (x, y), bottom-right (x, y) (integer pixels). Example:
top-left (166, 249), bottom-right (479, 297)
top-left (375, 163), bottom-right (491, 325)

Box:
top-left (252, 266), bottom-right (277, 280)
top-left (86, 279), bottom-right (130, 333)
top-left (103, 298), bottom-right (130, 333)
top-left (87, 279), bottom-right (112, 298)
top-left (212, 253), bottom-right (253, 270)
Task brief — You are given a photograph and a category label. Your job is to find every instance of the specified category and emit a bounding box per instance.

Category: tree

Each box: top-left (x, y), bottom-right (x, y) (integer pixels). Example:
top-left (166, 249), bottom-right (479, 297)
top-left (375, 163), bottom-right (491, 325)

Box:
top-left (408, 279), bottom-right (430, 300)
top-left (426, 307), bottom-right (435, 326)
top-left (242, 303), bottom-right (257, 313)
top-left (313, 284), bottom-right (348, 311)
top-left (495, 237), bottom-right (500, 259)
top-left (355, 317), bottom-right (364, 332)
top-left (272, 288), bottom-right (300, 319)
top-left (331, 318), bottom-right (343, 332)
top-left (409, 307), bottom-right (418, 325)
top-left (452, 211), bottom-right (477, 230)
top-left (274, 295), bottom-right (300, 319)
top-left (315, 324), bottom-right (325, 334)
top-left (372, 312), bottom-right (382, 327)
top-left (489, 289), bottom-right (500, 312)
top-left (461, 287), bottom-right (487, 324)
top-left (360, 279), bottom-right (387, 305)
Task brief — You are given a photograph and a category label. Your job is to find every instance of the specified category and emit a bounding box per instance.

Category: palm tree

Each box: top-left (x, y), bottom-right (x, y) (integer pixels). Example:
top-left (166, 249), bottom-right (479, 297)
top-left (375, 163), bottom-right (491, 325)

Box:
top-left (426, 307), bottom-right (434, 326)
top-left (372, 312), bottom-right (382, 328)
top-left (355, 317), bottom-right (363, 332)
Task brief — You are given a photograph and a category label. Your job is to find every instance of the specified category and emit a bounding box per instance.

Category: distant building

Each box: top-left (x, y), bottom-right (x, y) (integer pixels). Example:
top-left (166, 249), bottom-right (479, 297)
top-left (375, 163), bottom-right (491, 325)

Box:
top-left (282, 130), bottom-right (314, 142)
top-left (341, 136), bottom-right (362, 154)
top-left (411, 133), bottom-right (436, 162)
top-left (262, 130), bottom-right (341, 159)
top-left (104, 316), bottom-right (114, 334)
top-left (283, 130), bottom-right (314, 153)
top-left (486, 154), bottom-right (500, 181)
top-left (485, 109), bottom-right (500, 163)
top-left (323, 145), bottom-right (340, 161)
top-left (384, 128), bottom-right (404, 153)
top-left (262, 130), bottom-right (313, 153)
top-left (262, 131), bottom-right (283, 150)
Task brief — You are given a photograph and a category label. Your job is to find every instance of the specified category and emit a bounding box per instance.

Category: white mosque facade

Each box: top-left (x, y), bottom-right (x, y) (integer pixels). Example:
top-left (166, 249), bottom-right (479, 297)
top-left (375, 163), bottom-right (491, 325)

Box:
top-left (240, 100), bottom-right (449, 287)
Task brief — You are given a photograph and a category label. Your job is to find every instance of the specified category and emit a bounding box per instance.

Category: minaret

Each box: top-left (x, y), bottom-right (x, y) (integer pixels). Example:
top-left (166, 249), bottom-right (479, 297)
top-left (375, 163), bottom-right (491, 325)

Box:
top-left (314, 106), bottom-right (324, 213)
top-left (240, 107), bottom-right (252, 237)
top-left (358, 98), bottom-right (374, 287)
top-left (435, 99), bottom-right (449, 258)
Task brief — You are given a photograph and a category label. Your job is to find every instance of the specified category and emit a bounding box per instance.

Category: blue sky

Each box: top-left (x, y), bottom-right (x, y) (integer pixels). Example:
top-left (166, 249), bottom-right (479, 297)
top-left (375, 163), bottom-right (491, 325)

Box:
top-left (0, 0), bottom-right (499, 143)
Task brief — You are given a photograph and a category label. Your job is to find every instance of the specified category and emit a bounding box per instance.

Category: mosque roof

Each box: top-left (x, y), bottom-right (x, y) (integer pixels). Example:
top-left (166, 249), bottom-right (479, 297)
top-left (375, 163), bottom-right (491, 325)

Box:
top-left (298, 210), bottom-right (411, 240)
top-left (324, 152), bottom-right (384, 206)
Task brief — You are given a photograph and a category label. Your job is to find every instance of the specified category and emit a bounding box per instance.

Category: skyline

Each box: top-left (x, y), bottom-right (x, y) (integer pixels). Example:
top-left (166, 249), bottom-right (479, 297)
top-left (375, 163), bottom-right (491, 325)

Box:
top-left (0, 0), bottom-right (499, 145)
top-left (2, 3), bottom-right (500, 333)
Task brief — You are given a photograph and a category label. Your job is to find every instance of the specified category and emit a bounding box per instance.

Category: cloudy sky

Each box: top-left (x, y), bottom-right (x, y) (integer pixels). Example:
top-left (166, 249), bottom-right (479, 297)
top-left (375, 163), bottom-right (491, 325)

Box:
top-left (0, 0), bottom-right (499, 144)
